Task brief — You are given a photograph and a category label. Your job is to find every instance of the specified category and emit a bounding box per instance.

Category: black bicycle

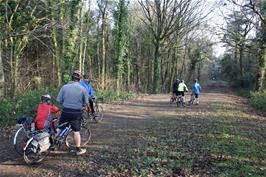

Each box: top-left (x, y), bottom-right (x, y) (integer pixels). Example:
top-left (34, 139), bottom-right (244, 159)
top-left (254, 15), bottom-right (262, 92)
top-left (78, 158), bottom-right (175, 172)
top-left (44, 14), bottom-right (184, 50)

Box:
top-left (169, 95), bottom-right (177, 104)
top-left (82, 97), bottom-right (104, 124)
top-left (13, 116), bottom-right (36, 156)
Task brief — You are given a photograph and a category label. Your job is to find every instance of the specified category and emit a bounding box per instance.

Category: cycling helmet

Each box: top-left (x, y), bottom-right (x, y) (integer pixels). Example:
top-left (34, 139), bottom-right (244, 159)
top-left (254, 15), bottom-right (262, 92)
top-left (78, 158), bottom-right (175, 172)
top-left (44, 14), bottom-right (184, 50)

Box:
top-left (72, 70), bottom-right (82, 80)
top-left (41, 94), bottom-right (51, 102)
top-left (83, 73), bottom-right (89, 79)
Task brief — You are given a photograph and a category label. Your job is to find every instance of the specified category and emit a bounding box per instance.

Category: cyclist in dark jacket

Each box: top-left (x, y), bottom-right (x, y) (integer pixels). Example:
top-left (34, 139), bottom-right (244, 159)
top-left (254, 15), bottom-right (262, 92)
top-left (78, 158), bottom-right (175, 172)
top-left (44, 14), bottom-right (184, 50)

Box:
top-left (172, 79), bottom-right (179, 96)
top-left (170, 79), bottom-right (180, 104)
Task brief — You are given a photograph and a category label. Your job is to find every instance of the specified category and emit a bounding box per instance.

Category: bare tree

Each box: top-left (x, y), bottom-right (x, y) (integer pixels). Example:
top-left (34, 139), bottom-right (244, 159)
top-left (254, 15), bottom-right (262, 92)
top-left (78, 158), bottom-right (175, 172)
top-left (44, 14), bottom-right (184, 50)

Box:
top-left (0, 41), bottom-right (4, 97)
top-left (222, 10), bottom-right (254, 76)
top-left (228, 0), bottom-right (266, 91)
top-left (97, 0), bottom-right (112, 89)
top-left (138, 0), bottom-right (209, 93)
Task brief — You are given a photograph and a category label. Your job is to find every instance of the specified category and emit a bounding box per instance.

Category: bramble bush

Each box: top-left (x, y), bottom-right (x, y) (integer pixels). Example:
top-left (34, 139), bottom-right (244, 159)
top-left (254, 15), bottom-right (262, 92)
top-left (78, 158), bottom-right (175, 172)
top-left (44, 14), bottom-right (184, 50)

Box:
top-left (0, 99), bottom-right (15, 127)
top-left (0, 87), bottom-right (136, 127)
top-left (0, 88), bottom-right (59, 127)
top-left (249, 91), bottom-right (266, 112)
top-left (236, 73), bottom-right (255, 89)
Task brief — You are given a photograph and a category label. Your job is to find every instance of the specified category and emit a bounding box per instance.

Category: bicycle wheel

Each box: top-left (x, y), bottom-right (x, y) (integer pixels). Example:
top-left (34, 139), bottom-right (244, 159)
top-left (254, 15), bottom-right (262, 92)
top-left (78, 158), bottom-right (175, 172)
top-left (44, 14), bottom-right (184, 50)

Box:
top-left (13, 127), bottom-right (30, 156)
top-left (65, 126), bottom-right (91, 148)
top-left (170, 97), bottom-right (174, 104)
top-left (176, 97), bottom-right (181, 107)
top-left (23, 138), bottom-right (50, 164)
top-left (93, 104), bottom-right (103, 122)
top-left (81, 111), bottom-right (90, 126)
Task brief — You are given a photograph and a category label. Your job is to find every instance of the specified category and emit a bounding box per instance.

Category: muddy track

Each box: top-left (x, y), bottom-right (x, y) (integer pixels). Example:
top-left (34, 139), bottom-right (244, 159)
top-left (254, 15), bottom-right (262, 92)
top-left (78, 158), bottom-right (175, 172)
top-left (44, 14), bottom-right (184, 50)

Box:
top-left (0, 83), bottom-right (265, 177)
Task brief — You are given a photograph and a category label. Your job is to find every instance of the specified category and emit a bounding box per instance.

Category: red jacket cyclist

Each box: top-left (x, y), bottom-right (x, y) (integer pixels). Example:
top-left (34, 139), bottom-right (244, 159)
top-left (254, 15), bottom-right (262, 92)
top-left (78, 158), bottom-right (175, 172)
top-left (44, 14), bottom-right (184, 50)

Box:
top-left (35, 94), bottom-right (59, 130)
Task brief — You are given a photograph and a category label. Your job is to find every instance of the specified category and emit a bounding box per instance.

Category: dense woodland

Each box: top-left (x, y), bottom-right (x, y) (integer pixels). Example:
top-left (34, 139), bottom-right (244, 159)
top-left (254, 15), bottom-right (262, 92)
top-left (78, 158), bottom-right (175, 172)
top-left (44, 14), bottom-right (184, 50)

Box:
top-left (0, 0), bottom-right (266, 98)
top-left (0, 1), bottom-right (265, 176)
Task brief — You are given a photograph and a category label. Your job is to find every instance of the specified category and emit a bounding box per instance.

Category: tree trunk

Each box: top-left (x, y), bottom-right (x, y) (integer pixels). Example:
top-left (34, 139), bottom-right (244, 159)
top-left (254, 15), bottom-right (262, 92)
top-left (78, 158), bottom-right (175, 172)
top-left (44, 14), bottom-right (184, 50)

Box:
top-left (9, 39), bottom-right (14, 97)
top-left (78, 15), bottom-right (83, 73)
top-left (153, 39), bottom-right (161, 93)
top-left (197, 62), bottom-right (202, 81)
top-left (82, 39), bottom-right (87, 73)
top-left (147, 46), bottom-right (152, 92)
top-left (79, 40), bottom-right (84, 73)
top-left (162, 62), bottom-right (169, 92)
top-left (50, 0), bottom-right (62, 87)
top-left (170, 50), bottom-right (178, 92)
top-left (256, 68), bottom-right (265, 91)
top-left (239, 46), bottom-right (244, 77)
top-left (0, 42), bottom-right (4, 97)
top-left (256, 13), bottom-right (266, 91)
top-left (14, 54), bottom-right (19, 95)
top-left (78, 5), bottom-right (84, 73)
top-left (52, 29), bottom-right (62, 87)
top-left (10, 36), bottom-right (28, 96)
top-left (179, 48), bottom-right (186, 79)
top-left (170, 65), bottom-right (174, 93)
top-left (127, 58), bottom-right (131, 88)
top-left (101, 14), bottom-right (106, 89)
top-left (256, 48), bottom-right (266, 91)
top-left (135, 42), bottom-right (140, 91)
top-left (97, 40), bottom-right (101, 80)
top-left (234, 43), bottom-right (238, 65)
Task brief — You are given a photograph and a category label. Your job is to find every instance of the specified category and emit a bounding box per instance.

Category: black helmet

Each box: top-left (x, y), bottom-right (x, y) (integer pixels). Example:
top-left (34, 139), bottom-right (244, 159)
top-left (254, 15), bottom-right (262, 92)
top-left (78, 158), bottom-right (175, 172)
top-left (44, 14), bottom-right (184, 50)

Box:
top-left (83, 73), bottom-right (89, 79)
top-left (41, 94), bottom-right (51, 102)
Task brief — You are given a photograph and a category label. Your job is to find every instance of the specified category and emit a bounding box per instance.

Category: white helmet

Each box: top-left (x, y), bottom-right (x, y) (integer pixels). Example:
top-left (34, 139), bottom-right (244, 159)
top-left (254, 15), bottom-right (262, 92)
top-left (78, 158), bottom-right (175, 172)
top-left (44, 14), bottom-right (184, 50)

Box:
top-left (41, 94), bottom-right (51, 102)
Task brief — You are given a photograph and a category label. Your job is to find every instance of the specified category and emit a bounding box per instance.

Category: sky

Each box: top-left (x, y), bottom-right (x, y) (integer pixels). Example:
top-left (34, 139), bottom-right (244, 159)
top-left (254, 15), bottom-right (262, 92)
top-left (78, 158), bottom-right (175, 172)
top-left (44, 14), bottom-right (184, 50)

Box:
top-left (206, 0), bottom-right (232, 57)
top-left (204, 0), bottom-right (256, 57)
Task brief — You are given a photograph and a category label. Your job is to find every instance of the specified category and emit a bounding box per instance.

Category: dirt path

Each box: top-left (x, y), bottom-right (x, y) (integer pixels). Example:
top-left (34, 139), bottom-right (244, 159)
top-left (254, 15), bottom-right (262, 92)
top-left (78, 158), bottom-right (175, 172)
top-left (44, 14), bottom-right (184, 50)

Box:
top-left (0, 84), bottom-right (265, 177)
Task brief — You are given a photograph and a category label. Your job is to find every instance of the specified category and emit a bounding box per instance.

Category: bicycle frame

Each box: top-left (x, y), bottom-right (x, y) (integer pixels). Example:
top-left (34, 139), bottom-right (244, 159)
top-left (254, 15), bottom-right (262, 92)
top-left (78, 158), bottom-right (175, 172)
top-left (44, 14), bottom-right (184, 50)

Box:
top-left (55, 123), bottom-right (72, 145)
top-left (189, 94), bottom-right (196, 104)
top-left (23, 136), bottom-right (35, 151)
top-left (83, 99), bottom-right (103, 123)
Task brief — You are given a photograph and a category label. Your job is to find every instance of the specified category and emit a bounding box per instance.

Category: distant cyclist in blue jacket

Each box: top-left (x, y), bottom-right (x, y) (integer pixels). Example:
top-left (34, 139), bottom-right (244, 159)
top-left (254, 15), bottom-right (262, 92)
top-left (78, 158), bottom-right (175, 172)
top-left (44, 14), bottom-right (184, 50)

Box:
top-left (80, 73), bottom-right (96, 114)
top-left (192, 79), bottom-right (201, 105)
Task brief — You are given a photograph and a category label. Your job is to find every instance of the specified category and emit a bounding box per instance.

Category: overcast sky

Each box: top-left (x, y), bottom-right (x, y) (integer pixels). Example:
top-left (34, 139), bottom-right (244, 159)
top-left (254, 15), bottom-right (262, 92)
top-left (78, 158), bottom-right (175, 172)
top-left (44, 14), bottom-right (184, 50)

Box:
top-left (205, 0), bottom-right (246, 57)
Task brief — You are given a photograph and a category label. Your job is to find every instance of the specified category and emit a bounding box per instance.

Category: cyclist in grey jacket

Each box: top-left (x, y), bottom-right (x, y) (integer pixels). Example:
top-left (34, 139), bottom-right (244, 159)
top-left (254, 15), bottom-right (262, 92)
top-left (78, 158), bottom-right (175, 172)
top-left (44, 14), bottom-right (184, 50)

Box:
top-left (56, 70), bottom-right (88, 155)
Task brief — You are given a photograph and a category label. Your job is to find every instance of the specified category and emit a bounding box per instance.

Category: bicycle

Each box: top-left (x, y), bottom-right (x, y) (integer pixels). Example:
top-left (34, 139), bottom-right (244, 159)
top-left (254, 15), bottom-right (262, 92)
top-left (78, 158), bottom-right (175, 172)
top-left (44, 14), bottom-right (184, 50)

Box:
top-left (13, 116), bottom-right (36, 155)
top-left (169, 95), bottom-right (177, 104)
top-left (82, 97), bottom-right (103, 123)
top-left (23, 117), bottom-right (91, 164)
top-left (13, 114), bottom-right (58, 155)
top-left (176, 95), bottom-right (185, 107)
top-left (188, 93), bottom-right (196, 105)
